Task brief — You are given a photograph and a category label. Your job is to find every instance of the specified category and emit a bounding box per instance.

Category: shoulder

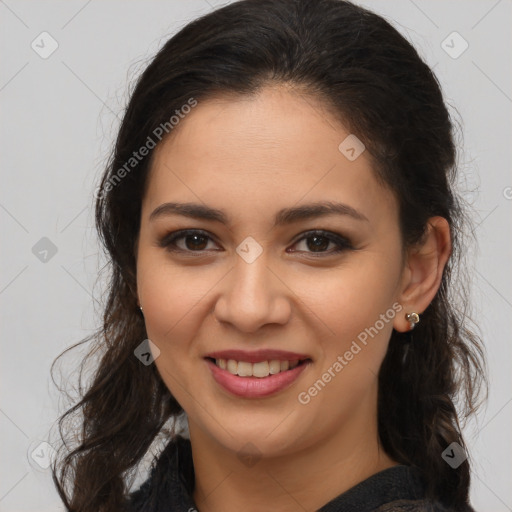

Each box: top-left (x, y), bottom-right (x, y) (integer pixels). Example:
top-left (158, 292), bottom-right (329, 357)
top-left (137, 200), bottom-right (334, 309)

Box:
top-left (318, 465), bottom-right (477, 512)
top-left (124, 435), bottom-right (196, 512)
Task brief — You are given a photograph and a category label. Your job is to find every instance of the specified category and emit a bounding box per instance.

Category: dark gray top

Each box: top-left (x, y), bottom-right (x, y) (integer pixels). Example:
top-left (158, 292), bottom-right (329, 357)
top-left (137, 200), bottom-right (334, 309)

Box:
top-left (126, 435), bottom-right (475, 512)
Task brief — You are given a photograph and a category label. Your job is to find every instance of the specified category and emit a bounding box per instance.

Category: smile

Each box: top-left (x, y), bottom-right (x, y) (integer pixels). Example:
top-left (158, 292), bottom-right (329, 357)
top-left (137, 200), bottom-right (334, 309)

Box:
top-left (205, 357), bottom-right (311, 398)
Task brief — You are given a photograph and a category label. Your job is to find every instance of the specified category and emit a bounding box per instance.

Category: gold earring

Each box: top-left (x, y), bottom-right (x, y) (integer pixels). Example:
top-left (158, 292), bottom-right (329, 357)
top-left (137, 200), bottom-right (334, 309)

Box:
top-left (405, 312), bottom-right (420, 329)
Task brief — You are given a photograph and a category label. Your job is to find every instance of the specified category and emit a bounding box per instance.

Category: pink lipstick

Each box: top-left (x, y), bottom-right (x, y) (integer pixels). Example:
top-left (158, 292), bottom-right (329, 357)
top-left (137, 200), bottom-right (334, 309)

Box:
top-left (204, 349), bottom-right (312, 398)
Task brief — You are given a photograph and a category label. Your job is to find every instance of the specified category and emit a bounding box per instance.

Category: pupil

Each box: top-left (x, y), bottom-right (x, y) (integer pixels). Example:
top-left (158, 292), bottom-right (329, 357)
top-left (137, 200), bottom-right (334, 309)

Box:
top-left (308, 235), bottom-right (328, 252)
top-left (187, 235), bottom-right (207, 250)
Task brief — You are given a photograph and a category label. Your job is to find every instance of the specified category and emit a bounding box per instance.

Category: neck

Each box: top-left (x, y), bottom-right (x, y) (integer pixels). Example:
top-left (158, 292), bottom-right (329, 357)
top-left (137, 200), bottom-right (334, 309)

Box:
top-left (189, 397), bottom-right (397, 512)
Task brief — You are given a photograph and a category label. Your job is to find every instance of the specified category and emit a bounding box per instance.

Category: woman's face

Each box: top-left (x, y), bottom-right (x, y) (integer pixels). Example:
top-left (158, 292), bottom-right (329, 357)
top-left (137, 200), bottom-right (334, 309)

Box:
top-left (136, 84), bottom-right (407, 458)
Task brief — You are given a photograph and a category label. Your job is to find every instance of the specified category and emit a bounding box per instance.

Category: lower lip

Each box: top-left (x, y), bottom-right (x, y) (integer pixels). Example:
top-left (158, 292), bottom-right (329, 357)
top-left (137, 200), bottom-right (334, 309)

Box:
top-left (206, 359), bottom-right (310, 398)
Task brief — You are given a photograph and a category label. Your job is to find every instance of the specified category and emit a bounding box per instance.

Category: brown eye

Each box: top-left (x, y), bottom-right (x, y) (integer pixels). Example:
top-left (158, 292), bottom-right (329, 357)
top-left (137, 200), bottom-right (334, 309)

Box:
top-left (289, 230), bottom-right (354, 256)
top-left (159, 229), bottom-right (220, 253)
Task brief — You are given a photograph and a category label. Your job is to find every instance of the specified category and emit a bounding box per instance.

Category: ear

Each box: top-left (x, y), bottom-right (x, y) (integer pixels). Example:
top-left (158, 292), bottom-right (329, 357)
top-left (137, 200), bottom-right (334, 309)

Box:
top-left (393, 216), bottom-right (452, 332)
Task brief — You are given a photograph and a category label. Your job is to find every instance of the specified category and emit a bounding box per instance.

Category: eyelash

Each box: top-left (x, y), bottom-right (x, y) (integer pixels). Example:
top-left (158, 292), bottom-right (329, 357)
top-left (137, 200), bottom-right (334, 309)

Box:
top-left (158, 229), bottom-right (354, 257)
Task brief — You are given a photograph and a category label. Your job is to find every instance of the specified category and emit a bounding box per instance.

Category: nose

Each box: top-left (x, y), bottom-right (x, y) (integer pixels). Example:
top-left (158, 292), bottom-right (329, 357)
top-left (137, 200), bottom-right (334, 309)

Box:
top-left (213, 251), bottom-right (291, 334)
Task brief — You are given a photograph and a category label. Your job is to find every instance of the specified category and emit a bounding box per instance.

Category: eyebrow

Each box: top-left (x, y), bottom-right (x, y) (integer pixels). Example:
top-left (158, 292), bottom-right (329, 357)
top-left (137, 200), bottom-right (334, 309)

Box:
top-left (149, 200), bottom-right (369, 226)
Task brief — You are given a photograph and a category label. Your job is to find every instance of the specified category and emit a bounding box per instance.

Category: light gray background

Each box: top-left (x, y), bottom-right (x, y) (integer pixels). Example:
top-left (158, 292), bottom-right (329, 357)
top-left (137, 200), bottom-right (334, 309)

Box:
top-left (1, 1), bottom-right (511, 510)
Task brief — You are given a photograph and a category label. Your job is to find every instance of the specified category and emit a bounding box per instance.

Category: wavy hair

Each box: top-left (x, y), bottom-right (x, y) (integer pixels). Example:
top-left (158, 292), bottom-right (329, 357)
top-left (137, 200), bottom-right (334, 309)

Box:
top-left (50, 0), bottom-right (487, 510)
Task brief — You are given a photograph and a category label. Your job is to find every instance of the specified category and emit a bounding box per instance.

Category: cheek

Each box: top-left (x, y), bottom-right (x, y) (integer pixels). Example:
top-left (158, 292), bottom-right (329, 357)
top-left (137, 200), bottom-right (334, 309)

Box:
top-left (136, 258), bottom-right (218, 405)
top-left (139, 268), bottom-right (202, 334)
top-left (297, 254), bottom-right (401, 366)
top-left (294, 269), bottom-right (399, 421)
top-left (136, 250), bottom-right (225, 361)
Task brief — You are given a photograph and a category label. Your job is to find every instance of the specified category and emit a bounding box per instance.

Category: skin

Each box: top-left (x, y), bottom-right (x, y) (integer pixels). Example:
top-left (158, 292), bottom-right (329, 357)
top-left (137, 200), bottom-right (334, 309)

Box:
top-left (135, 84), bottom-right (451, 512)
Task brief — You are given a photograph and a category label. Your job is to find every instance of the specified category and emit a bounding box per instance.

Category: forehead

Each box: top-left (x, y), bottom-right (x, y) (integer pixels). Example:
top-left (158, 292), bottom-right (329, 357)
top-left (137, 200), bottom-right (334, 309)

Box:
top-left (143, 85), bottom-right (398, 229)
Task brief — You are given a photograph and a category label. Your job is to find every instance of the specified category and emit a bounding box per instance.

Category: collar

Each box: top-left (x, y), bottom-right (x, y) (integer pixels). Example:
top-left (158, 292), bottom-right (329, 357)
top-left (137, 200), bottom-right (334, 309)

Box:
top-left (128, 435), bottom-right (442, 512)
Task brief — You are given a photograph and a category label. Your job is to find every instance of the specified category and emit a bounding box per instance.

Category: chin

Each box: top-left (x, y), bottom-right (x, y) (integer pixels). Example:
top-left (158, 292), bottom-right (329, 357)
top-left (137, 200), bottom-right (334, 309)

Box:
top-left (192, 410), bottom-right (311, 459)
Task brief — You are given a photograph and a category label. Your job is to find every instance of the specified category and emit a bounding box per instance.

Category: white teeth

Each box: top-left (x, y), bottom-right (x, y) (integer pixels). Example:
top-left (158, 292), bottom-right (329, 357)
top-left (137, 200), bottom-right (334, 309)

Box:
top-left (227, 359), bottom-right (238, 374)
top-left (215, 358), bottom-right (305, 377)
top-left (252, 361), bottom-right (270, 377)
top-left (269, 360), bottom-right (281, 374)
top-left (237, 361), bottom-right (252, 377)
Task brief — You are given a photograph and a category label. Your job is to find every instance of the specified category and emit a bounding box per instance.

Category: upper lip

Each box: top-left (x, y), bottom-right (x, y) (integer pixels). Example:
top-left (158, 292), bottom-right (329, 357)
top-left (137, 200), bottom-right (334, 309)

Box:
top-left (205, 349), bottom-right (311, 363)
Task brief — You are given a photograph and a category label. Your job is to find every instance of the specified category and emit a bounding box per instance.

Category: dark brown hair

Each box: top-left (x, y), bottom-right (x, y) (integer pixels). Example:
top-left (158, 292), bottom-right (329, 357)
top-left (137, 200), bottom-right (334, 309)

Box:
top-left (50, 0), bottom-right (486, 510)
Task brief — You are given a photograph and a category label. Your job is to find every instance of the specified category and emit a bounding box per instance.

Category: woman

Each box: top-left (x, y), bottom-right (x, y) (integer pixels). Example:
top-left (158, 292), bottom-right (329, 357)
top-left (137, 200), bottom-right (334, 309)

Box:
top-left (51, 0), bottom-right (486, 510)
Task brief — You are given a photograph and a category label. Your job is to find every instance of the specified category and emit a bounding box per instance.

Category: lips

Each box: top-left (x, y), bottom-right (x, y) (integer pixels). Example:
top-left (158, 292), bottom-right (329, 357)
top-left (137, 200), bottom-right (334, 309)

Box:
top-left (204, 349), bottom-right (312, 398)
